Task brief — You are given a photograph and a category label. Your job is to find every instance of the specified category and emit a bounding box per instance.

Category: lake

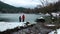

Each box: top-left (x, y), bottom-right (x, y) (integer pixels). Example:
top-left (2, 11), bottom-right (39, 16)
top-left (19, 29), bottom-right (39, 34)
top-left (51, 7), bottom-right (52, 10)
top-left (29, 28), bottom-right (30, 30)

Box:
top-left (0, 13), bottom-right (45, 23)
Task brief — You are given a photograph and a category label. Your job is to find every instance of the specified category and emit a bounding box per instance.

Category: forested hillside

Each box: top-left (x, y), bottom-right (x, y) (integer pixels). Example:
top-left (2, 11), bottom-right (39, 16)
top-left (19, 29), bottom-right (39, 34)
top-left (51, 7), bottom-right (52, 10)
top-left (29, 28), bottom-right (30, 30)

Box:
top-left (0, 1), bottom-right (60, 13)
top-left (0, 1), bottom-right (25, 13)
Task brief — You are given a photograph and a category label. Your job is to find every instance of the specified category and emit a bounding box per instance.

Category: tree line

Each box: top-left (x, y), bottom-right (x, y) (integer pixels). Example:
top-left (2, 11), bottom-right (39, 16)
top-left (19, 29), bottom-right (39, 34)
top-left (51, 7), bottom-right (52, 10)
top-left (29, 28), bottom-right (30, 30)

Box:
top-left (0, 1), bottom-right (60, 13)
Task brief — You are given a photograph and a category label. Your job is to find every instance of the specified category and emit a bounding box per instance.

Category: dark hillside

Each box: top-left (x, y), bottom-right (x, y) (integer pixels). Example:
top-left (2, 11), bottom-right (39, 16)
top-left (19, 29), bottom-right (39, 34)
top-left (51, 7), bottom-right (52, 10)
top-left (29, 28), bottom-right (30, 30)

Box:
top-left (0, 1), bottom-right (25, 13)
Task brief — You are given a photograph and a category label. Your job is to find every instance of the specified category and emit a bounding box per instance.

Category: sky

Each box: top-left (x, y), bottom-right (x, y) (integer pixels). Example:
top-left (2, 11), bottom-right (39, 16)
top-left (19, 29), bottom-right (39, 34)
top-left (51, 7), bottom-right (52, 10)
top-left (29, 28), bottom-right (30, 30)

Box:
top-left (0, 0), bottom-right (59, 8)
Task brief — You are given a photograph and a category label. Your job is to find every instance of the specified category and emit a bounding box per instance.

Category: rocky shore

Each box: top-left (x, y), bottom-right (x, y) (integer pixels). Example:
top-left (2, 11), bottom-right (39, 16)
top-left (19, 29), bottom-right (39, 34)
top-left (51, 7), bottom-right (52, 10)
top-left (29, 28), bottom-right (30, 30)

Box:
top-left (0, 22), bottom-right (54, 34)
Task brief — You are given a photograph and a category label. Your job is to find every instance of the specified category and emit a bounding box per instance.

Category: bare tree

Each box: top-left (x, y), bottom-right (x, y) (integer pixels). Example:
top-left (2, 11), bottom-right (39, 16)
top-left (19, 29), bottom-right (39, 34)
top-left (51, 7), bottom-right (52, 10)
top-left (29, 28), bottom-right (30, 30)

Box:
top-left (36, 0), bottom-right (49, 8)
top-left (40, 0), bottom-right (49, 7)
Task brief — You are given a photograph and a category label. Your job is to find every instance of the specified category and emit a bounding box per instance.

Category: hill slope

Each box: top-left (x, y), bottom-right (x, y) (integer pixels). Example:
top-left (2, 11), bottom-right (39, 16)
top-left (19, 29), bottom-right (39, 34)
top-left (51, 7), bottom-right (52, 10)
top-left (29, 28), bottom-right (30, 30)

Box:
top-left (0, 1), bottom-right (25, 13)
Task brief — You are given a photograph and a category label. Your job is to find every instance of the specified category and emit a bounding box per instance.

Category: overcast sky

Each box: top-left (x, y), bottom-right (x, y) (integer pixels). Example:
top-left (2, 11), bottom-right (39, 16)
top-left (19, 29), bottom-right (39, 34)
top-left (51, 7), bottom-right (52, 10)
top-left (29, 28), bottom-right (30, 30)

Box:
top-left (0, 0), bottom-right (59, 8)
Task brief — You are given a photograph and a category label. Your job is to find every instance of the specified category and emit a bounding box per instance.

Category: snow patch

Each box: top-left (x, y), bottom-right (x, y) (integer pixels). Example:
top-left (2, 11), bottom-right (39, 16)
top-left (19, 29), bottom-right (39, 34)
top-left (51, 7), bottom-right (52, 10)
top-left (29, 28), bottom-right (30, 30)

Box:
top-left (49, 28), bottom-right (60, 34)
top-left (0, 22), bottom-right (26, 32)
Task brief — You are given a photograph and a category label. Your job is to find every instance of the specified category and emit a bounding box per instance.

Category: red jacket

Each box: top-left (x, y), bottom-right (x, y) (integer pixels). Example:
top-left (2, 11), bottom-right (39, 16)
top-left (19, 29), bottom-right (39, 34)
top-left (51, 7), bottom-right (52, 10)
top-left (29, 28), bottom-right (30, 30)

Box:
top-left (22, 15), bottom-right (25, 19)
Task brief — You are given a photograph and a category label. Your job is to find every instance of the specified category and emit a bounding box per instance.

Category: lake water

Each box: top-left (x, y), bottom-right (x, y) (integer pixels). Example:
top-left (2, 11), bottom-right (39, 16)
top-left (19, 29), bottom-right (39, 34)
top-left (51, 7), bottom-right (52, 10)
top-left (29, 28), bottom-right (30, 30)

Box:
top-left (0, 13), bottom-right (45, 23)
